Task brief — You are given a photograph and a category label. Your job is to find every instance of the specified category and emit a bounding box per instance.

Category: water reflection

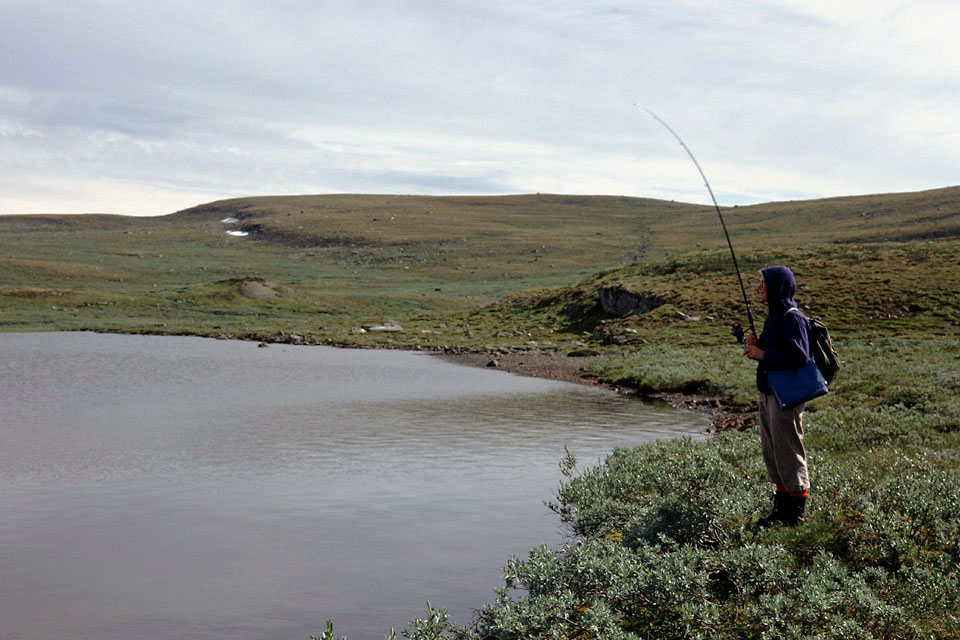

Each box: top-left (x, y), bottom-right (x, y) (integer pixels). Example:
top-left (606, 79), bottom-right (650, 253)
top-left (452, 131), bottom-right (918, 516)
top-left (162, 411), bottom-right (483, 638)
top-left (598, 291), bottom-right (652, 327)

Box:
top-left (0, 332), bottom-right (708, 640)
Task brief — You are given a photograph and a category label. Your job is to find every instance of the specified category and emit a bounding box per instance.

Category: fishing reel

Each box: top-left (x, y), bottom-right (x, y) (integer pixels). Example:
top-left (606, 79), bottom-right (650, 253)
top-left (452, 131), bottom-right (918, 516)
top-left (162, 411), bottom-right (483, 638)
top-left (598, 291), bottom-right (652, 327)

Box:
top-left (731, 322), bottom-right (745, 344)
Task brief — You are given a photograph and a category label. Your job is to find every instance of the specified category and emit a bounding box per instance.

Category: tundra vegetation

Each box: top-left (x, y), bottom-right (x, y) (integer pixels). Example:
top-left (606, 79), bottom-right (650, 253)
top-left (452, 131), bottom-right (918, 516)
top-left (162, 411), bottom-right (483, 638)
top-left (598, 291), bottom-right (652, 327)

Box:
top-left (2, 188), bottom-right (959, 639)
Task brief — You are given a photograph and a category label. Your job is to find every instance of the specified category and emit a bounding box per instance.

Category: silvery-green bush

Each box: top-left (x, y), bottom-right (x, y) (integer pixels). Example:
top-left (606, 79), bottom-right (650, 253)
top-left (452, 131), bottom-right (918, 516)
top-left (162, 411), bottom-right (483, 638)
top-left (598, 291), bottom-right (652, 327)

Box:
top-left (462, 434), bottom-right (956, 640)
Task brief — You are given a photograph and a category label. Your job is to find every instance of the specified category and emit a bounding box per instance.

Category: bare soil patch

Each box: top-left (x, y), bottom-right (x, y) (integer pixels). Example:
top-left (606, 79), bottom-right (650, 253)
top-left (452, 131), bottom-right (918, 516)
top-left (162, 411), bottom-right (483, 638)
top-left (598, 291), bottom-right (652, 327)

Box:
top-left (238, 280), bottom-right (279, 300)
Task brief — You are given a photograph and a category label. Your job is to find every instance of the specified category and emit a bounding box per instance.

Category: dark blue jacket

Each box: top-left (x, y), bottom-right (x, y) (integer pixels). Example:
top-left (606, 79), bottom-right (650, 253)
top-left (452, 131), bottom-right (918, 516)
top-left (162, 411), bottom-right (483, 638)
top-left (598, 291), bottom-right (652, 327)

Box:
top-left (756, 266), bottom-right (810, 394)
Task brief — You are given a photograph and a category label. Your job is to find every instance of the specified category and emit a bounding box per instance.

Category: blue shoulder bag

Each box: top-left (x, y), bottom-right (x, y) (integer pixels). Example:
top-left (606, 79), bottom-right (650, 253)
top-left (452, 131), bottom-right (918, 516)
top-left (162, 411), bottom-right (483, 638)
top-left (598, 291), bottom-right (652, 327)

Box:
top-left (765, 359), bottom-right (828, 410)
top-left (765, 308), bottom-right (828, 410)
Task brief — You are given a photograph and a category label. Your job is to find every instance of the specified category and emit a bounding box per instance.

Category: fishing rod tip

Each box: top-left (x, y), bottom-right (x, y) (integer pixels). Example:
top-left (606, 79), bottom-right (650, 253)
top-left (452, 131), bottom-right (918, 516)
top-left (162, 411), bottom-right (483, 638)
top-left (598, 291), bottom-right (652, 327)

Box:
top-left (637, 105), bottom-right (659, 118)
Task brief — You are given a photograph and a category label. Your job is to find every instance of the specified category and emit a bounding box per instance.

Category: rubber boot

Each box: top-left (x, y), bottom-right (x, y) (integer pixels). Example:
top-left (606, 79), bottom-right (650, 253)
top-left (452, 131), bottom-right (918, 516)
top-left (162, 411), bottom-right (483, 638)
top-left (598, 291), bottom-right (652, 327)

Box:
top-left (756, 492), bottom-right (788, 528)
top-left (782, 495), bottom-right (807, 527)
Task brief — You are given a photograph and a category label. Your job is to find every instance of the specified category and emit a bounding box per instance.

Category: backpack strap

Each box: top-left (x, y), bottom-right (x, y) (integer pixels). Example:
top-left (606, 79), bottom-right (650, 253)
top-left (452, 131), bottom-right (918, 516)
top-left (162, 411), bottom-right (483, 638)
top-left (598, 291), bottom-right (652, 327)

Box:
top-left (786, 306), bottom-right (811, 328)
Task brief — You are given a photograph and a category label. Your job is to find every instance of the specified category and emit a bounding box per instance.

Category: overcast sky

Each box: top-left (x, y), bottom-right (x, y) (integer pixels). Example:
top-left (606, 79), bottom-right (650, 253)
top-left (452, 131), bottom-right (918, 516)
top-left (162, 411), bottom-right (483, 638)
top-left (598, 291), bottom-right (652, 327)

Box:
top-left (1, 1), bottom-right (957, 216)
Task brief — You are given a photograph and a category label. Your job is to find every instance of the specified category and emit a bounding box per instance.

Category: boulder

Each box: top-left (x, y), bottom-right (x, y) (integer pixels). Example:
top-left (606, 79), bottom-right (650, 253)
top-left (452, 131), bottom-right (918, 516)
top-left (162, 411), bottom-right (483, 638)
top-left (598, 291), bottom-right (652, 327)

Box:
top-left (598, 286), bottom-right (664, 316)
top-left (362, 320), bottom-right (403, 333)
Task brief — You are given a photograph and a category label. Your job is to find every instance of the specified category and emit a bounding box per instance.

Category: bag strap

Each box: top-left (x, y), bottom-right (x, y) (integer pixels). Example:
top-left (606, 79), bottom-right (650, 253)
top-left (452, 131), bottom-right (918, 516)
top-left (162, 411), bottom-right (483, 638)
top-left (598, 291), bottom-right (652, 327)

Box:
top-left (786, 306), bottom-right (812, 331)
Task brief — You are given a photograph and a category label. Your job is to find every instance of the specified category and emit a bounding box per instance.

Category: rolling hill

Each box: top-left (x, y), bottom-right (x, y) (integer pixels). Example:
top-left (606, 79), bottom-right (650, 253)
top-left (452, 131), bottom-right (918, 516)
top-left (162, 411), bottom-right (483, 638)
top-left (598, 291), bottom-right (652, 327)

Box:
top-left (1, 187), bottom-right (958, 345)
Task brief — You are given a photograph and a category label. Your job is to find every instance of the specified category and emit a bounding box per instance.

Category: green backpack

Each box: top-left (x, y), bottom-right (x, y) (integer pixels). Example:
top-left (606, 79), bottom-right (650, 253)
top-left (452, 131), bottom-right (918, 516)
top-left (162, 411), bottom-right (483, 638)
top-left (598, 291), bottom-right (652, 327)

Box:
top-left (789, 308), bottom-right (840, 384)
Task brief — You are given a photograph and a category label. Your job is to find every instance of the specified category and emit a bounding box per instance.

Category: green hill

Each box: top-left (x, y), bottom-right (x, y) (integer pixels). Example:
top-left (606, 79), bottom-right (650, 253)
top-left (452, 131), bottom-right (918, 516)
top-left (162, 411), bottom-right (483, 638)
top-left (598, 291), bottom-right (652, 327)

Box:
top-left (1, 187), bottom-right (958, 340)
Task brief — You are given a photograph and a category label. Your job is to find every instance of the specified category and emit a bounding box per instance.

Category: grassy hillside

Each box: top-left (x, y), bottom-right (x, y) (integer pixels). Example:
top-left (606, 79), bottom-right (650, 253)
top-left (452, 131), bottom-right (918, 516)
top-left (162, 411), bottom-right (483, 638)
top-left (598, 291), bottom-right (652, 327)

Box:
top-left (1, 187), bottom-right (958, 340)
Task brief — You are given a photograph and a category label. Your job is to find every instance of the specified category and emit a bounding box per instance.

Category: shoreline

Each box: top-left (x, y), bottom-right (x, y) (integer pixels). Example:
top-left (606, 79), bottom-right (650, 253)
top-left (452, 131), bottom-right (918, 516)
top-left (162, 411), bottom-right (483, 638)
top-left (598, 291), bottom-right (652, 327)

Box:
top-left (434, 348), bottom-right (754, 433)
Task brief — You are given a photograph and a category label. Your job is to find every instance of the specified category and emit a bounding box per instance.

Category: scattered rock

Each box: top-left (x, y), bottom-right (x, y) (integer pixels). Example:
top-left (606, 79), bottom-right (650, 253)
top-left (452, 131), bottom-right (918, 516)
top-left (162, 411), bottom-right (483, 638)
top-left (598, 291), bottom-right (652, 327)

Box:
top-left (592, 323), bottom-right (635, 346)
top-left (271, 330), bottom-right (305, 345)
top-left (362, 320), bottom-right (403, 333)
top-left (487, 359), bottom-right (499, 367)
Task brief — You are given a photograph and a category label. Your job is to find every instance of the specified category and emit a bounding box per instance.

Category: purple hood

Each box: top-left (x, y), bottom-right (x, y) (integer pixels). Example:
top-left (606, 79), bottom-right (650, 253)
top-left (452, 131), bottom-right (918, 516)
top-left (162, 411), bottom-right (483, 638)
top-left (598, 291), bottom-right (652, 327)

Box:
top-left (762, 266), bottom-right (798, 315)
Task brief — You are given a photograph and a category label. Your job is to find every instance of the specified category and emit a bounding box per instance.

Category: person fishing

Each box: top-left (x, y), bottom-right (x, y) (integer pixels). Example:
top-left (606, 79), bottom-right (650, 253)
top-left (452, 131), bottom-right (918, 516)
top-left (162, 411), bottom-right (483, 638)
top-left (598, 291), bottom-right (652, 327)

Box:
top-left (642, 110), bottom-right (821, 527)
top-left (742, 265), bottom-right (811, 527)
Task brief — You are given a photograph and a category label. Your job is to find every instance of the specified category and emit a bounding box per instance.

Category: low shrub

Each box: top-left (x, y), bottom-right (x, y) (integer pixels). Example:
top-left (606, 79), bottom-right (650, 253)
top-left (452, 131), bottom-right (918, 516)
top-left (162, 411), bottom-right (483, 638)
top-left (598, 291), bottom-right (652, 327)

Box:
top-left (805, 405), bottom-right (956, 455)
top-left (467, 541), bottom-right (929, 640)
top-left (880, 386), bottom-right (937, 409)
top-left (841, 465), bottom-right (960, 572)
top-left (623, 498), bottom-right (728, 550)
top-left (549, 433), bottom-right (762, 539)
top-left (468, 427), bottom-right (960, 639)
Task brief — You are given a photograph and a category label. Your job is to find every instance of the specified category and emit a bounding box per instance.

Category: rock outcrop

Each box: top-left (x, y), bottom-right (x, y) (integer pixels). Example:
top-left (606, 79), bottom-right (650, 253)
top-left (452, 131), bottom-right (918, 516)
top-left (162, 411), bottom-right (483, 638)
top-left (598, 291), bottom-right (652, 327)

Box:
top-left (598, 286), bottom-right (664, 316)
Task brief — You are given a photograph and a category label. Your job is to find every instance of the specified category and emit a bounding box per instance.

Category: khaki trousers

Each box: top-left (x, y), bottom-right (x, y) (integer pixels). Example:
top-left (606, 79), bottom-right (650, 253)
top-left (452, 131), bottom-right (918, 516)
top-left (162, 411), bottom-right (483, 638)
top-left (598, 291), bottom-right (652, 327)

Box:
top-left (758, 393), bottom-right (809, 492)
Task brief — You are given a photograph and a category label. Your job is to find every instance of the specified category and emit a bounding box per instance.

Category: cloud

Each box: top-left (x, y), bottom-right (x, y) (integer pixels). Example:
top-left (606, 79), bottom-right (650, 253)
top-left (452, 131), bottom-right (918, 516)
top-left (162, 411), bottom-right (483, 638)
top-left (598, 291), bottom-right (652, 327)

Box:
top-left (0, 175), bottom-right (235, 216)
top-left (0, 0), bottom-right (956, 215)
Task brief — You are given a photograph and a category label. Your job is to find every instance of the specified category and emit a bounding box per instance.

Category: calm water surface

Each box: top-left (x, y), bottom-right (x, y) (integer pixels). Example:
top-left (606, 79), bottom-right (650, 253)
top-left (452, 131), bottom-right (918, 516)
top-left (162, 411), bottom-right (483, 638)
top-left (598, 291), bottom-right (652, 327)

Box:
top-left (0, 332), bottom-right (708, 640)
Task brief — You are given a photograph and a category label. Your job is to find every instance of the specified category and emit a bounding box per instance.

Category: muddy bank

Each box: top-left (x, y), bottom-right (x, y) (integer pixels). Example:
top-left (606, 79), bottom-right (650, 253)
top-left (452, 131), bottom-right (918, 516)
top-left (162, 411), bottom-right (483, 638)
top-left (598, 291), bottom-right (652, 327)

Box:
top-left (435, 350), bottom-right (606, 385)
top-left (436, 349), bottom-right (754, 433)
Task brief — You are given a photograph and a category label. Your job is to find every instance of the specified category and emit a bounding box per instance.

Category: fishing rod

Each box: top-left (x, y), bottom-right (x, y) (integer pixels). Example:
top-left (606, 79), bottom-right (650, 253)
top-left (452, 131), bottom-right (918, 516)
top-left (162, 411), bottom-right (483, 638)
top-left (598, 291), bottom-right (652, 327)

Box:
top-left (642, 107), bottom-right (756, 339)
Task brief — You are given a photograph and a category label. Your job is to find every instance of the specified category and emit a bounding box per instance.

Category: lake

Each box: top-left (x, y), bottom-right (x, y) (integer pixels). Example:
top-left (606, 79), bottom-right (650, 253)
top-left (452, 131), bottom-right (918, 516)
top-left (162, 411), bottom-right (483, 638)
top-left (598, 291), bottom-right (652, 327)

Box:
top-left (0, 332), bottom-right (708, 640)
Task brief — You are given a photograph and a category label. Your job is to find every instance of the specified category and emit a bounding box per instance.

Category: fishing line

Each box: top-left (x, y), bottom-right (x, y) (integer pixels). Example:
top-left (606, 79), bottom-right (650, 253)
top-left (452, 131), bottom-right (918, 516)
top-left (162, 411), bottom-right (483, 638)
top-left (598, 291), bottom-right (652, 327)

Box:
top-left (641, 107), bottom-right (756, 337)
